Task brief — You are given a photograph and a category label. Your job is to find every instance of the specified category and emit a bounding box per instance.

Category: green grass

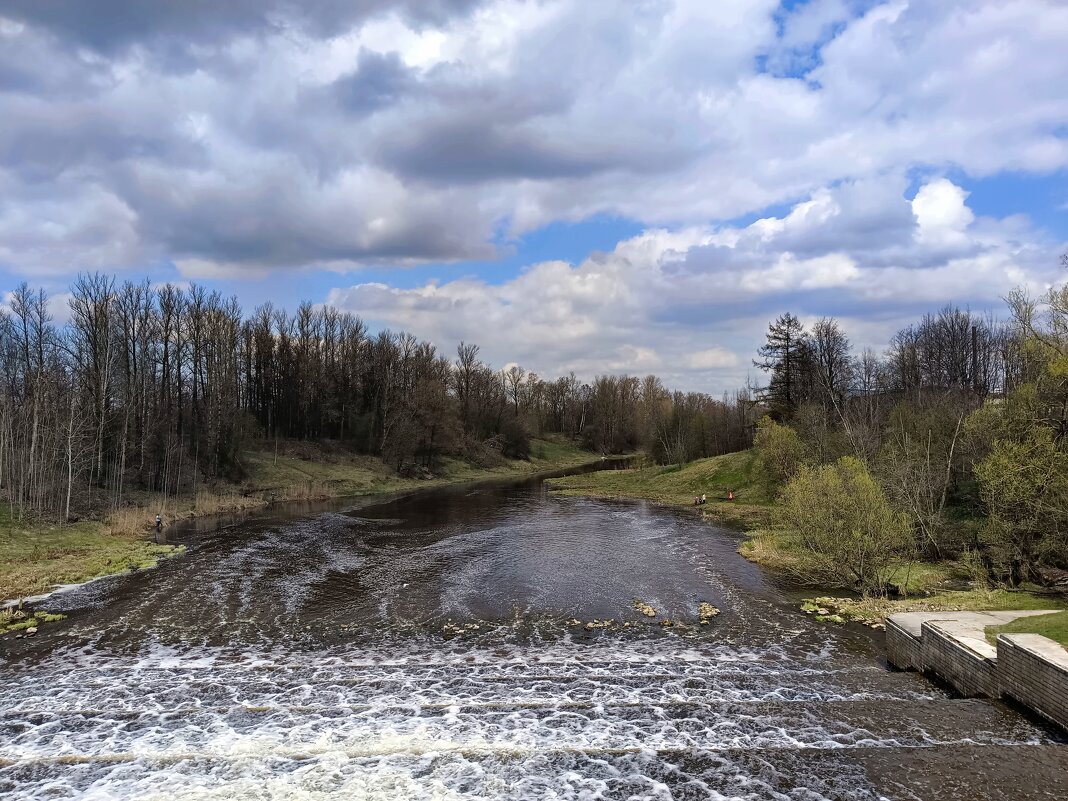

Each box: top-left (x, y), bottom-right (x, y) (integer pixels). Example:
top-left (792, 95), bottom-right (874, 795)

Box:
top-left (0, 502), bottom-right (181, 602)
top-left (986, 609), bottom-right (1068, 648)
top-left (548, 450), bottom-right (775, 529)
top-left (435, 437), bottom-right (595, 483)
top-left (740, 529), bottom-right (974, 593)
top-left (808, 588), bottom-right (1068, 627)
top-left (241, 449), bottom-right (416, 495)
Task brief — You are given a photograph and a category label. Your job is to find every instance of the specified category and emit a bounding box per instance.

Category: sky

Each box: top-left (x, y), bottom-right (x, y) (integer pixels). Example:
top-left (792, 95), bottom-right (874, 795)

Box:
top-left (1, 0), bottom-right (1066, 394)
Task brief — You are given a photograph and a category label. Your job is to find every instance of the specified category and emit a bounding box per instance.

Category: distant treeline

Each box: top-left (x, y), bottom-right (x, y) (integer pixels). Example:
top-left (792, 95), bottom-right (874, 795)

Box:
top-left (751, 305), bottom-right (1033, 469)
top-left (1, 274), bottom-right (753, 522)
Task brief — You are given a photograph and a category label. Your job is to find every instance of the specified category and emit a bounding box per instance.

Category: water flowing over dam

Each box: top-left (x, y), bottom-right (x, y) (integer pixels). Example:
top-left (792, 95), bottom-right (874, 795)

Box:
top-left (2, 474), bottom-right (1066, 800)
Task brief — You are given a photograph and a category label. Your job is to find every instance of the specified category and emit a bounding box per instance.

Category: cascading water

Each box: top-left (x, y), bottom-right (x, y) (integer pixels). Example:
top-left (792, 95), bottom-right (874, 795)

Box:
top-left (2, 477), bottom-right (1066, 799)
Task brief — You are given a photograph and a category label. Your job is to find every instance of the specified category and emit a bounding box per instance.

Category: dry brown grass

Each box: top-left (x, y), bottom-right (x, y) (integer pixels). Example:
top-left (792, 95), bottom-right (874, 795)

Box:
top-left (737, 529), bottom-right (810, 574)
top-left (106, 489), bottom-right (267, 536)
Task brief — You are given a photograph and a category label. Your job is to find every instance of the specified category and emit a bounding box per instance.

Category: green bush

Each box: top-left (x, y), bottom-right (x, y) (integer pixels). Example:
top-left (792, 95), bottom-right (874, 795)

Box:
top-left (975, 428), bottom-right (1068, 584)
top-left (775, 456), bottom-right (915, 596)
top-left (754, 416), bottom-right (806, 483)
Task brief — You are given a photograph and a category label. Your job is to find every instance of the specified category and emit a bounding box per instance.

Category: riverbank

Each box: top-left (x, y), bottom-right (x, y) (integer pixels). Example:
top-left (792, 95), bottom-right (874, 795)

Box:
top-left (548, 450), bottom-right (776, 530)
top-left (1, 436), bottom-right (596, 607)
top-left (549, 449), bottom-right (1067, 624)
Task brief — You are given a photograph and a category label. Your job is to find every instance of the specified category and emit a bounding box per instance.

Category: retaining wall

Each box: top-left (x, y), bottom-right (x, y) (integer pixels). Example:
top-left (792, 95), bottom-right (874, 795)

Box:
top-left (885, 617), bottom-right (922, 670)
top-left (919, 620), bottom-right (998, 698)
top-left (998, 633), bottom-right (1068, 731)
top-left (885, 610), bottom-right (1068, 731)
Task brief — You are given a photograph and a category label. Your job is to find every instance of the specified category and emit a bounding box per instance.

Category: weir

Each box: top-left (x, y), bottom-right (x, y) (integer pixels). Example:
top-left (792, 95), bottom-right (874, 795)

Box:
top-left (4, 478), bottom-right (1068, 799)
top-left (886, 610), bottom-right (1068, 731)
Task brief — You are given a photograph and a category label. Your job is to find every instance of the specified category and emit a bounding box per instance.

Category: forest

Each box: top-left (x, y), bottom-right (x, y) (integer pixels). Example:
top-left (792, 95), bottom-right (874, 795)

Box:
top-left (5, 266), bottom-right (1067, 597)
top-left (0, 274), bottom-right (753, 524)
top-left (748, 267), bottom-right (1068, 593)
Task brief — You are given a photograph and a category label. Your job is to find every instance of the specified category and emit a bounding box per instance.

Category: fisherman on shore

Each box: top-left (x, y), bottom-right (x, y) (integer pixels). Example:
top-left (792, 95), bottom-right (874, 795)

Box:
top-left (155, 514), bottom-right (162, 531)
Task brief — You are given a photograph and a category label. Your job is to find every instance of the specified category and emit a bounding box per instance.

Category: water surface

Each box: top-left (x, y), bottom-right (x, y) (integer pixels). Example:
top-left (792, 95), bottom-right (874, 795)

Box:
top-left (2, 473), bottom-right (1066, 799)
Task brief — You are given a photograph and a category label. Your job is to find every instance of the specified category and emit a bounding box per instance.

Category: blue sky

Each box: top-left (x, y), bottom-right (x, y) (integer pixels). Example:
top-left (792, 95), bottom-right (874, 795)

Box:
top-left (1, 0), bottom-right (1066, 392)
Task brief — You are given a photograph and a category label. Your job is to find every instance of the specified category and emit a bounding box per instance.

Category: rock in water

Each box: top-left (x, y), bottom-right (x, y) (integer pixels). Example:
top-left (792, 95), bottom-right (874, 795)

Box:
top-left (633, 599), bottom-right (657, 618)
top-left (698, 602), bottom-right (721, 624)
top-left (584, 619), bottom-right (615, 630)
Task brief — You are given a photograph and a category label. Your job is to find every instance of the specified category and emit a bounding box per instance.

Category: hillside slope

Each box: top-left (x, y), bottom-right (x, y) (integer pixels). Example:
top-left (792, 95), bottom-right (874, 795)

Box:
top-left (548, 450), bottom-right (774, 529)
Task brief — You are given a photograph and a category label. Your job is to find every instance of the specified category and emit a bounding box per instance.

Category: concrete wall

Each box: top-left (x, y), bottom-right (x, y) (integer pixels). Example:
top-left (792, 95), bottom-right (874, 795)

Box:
top-left (920, 621), bottom-right (998, 698)
top-left (885, 618), bottom-right (922, 670)
top-left (998, 634), bottom-right (1068, 732)
top-left (886, 610), bottom-right (1068, 732)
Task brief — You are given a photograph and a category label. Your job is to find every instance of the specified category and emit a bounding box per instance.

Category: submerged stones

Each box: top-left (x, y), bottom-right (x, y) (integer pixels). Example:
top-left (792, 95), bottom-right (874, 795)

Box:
top-left (584, 619), bottom-right (614, 630)
top-left (437, 601), bottom-right (725, 638)
top-left (2, 610), bottom-right (66, 637)
top-left (442, 621), bottom-right (483, 636)
top-left (801, 596), bottom-right (887, 629)
top-left (633, 599), bottom-right (657, 618)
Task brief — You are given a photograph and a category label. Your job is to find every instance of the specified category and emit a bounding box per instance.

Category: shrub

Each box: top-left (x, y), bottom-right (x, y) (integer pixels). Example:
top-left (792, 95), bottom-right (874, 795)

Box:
top-left (754, 416), bottom-right (806, 483)
top-left (775, 456), bottom-right (914, 596)
top-left (974, 429), bottom-right (1068, 584)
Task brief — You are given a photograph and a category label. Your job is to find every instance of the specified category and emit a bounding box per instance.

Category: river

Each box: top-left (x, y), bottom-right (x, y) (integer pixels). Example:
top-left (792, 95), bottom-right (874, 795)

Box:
top-left (2, 470), bottom-right (1066, 800)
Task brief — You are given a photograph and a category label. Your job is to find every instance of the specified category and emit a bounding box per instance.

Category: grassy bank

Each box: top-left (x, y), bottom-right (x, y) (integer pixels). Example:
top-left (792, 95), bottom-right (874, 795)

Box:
top-left (803, 588), bottom-right (1067, 629)
top-left (548, 450), bottom-right (775, 529)
top-left (1, 436), bottom-right (595, 606)
top-left (986, 610), bottom-right (1068, 648)
top-left (0, 503), bottom-right (183, 605)
top-left (551, 448), bottom-right (1067, 625)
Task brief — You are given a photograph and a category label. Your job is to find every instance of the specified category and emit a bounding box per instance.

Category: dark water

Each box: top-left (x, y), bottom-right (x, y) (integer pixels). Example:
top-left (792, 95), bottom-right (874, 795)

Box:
top-left (2, 473), bottom-right (1066, 800)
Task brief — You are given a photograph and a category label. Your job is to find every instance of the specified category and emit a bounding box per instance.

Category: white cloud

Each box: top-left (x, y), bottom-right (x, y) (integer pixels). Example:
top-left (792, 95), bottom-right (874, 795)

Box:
top-left (325, 178), bottom-right (1065, 392)
top-left (1, 0), bottom-right (1066, 277)
top-left (686, 347), bottom-right (740, 370)
top-left (912, 178), bottom-right (975, 248)
top-left (739, 253), bottom-right (860, 292)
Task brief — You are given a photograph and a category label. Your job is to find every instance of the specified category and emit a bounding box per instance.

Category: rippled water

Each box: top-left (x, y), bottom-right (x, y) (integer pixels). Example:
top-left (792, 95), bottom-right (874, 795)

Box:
top-left (2, 474), bottom-right (1066, 799)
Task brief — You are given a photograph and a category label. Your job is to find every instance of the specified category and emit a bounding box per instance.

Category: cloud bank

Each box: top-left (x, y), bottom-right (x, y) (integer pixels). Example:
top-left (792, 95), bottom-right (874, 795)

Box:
top-left (1, 0), bottom-right (1066, 390)
top-left (327, 176), bottom-right (1063, 389)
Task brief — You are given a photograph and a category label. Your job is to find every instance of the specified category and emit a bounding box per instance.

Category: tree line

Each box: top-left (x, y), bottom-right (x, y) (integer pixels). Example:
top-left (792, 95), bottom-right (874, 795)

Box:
top-left (1, 273), bottom-right (754, 523)
top-left (751, 270), bottom-right (1068, 594)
